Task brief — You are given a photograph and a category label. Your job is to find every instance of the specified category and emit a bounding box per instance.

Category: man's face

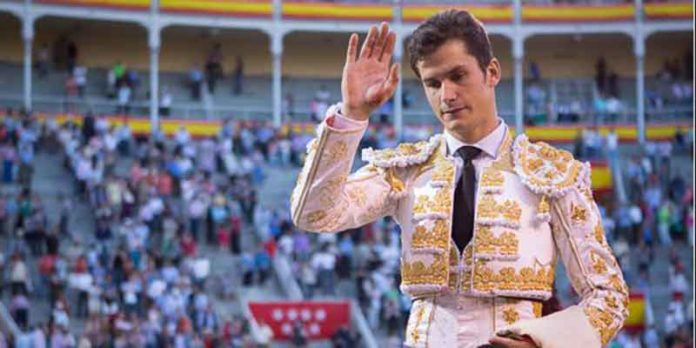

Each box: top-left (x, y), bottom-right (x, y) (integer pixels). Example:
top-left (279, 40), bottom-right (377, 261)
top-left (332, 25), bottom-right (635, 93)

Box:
top-left (417, 39), bottom-right (500, 137)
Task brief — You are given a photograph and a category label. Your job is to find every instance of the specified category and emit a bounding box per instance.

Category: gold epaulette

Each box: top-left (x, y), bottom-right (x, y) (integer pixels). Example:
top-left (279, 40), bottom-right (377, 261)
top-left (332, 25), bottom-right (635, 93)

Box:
top-left (361, 135), bottom-right (442, 169)
top-left (512, 134), bottom-right (591, 199)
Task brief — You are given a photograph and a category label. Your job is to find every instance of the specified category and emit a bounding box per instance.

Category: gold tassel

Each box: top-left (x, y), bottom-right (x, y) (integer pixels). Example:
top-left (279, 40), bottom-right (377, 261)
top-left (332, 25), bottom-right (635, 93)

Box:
top-left (537, 195), bottom-right (551, 223)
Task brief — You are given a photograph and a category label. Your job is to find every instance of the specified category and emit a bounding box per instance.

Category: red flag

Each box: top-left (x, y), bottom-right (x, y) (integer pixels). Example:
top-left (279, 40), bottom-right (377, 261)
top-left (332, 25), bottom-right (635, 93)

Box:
top-left (248, 301), bottom-right (351, 340)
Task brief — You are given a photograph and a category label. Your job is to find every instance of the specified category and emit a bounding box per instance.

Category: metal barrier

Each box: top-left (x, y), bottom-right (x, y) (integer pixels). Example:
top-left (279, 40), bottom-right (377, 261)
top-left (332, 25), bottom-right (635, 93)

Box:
top-left (250, 218), bottom-right (378, 348)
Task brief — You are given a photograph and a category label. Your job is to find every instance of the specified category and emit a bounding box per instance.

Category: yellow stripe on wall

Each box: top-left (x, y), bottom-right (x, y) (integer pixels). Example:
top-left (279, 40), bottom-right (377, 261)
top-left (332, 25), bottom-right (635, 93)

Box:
top-left (282, 3), bottom-right (392, 19)
top-left (38, 0), bottom-right (149, 7)
top-left (523, 4), bottom-right (634, 21)
top-left (161, 0), bottom-right (273, 15)
top-left (403, 5), bottom-right (513, 22)
top-left (644, 2), bottom-right (693, 18)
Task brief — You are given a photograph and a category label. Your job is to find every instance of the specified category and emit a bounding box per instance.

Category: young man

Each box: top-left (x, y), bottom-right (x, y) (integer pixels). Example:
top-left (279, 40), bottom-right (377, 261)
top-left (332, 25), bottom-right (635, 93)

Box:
top-left (291, 10), bottom-right (628, 348)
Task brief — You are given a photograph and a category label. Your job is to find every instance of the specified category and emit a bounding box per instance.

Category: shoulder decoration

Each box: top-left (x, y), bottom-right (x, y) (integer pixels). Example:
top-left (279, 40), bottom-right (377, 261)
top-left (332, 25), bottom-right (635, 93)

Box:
top-left (512, 135), bottom-right (592, 222)
top-left (362, 134), bottom-right (442, 168)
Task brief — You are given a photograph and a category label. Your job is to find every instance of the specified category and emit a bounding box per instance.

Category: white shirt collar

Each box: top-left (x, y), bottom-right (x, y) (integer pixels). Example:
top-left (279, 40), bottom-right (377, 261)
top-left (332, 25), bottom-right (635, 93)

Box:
top-left (444, 119), bottom-right (507, 159)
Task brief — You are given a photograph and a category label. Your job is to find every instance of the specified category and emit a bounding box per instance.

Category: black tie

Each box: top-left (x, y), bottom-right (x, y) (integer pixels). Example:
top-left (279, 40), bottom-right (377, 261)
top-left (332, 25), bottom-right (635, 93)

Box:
top-left (452, 146), bottom-right (481, 253)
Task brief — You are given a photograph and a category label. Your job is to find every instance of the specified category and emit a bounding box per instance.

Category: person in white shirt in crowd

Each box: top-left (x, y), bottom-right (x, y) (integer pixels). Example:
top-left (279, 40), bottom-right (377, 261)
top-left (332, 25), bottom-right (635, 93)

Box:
top-left (310, 242), bottom-right (337, 296)
top-left (73, 65), bottom-right (88, 97)
top-left (160, 86), bottom-right (173, 117)
top-left (116, 80), bottom-right (131, 114)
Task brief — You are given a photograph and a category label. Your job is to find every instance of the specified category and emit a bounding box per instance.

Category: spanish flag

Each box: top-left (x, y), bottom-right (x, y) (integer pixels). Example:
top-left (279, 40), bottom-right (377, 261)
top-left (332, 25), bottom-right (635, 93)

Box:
top-left (623, 293), bottom-right (646, 333)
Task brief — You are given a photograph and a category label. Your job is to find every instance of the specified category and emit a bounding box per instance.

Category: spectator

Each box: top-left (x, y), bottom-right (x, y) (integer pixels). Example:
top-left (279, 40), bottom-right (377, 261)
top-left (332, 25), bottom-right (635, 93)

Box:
top-left (310, 243), bottom-right (336, 296)
top-left (160, 87), bottom-right (172, 117)
top-left (73, 65), bottom-right (88, 98)
top-left (36, 44), bottom-right (50, 78)
top-left (116, 80), bottom-right (132, 114)
top-left (256, 319), bottom-right (274, 347)
top-left (188, 65), bottom-right (203, 100)
top-left (9, 291), bottom-right (30, 329)
top-left (233, 56), bottom-right (244, 95)
top-left (254, 246), bottom-right (271, 285)
top-left (206, 43), bottom-right (224, 94)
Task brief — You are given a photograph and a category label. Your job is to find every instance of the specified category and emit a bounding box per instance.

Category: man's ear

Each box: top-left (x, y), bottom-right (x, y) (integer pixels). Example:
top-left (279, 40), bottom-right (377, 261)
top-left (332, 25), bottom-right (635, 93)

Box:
top-left (486, 58), bottom-right (501, 88)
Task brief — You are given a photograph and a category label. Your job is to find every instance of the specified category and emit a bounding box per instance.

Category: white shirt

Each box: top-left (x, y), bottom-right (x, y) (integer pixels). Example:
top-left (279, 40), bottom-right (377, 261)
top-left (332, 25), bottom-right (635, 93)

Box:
top-left (444, 119), bottom-right (508, 188)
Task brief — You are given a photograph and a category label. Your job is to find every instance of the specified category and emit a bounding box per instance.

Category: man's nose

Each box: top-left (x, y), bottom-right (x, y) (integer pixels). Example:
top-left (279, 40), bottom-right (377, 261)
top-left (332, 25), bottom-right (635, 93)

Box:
top-left (440, 80), bottom-right (457, 104)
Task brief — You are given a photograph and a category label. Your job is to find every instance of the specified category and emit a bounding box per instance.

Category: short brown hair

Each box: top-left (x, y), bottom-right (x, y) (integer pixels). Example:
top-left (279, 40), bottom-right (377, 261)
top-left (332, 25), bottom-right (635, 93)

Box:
top-left (407, 9), bottom-right (494, 79)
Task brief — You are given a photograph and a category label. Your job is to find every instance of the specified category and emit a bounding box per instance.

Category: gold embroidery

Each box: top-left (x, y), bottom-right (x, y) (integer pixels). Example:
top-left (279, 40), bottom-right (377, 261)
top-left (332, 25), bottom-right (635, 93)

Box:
top-left (502, 307), bottom-right (520, 325)
top-left (471, 262), bottom-right (555, 293)
top-left (476, 195), bottom-right (522, 226)
top-left (584, 306), bottom-right (619, 345)
top-left (412, 220), bottom-right (450, 251)
top-left (410, 301), bottom-right (426, 344)
top-left (346, 187), bottom-right (367, 207)
top-left (489, 131), bottom-right (515, 173)
top-left (500, 200), bottom-right (522, 222)
top-left (302, 202), bottom-right (347, 232)
top-left (570, 203), bottom-right (588, 224)
top-left (401, 254), bottom-right (449, 286)
top-left (413, 188), bottom-right (452, 215)
top-left (305, 210), bottom-right (326, 225)
top-left (384, 167), bottom-right (405, 193)
top-left (473, 228), bottom-right (519, 257)
top-left (317, 176), bottom-right (346, 206)
top-left (498, 232), bottom-right (519, 256)
top-left (480, 169), bottom-right (505, 188)
top-left (472, 260), bottom-right (497, 292)
top-left (369, 139), bottom-right (431, 163)
top-left (593, 223), bottom-right (606, 244)
top-left (514, 136), bottom-right (586, 194)
top-left (358, 195), bottom-right (390, 223)
top-left (431, 156), bottom-right (455, 184)
top-left (532, 302), bottom-right (543, 318)
top-left (591, 252), bottom-right (608, 274)
top-left (609, 274), bottom-right (629, 296)
top-left (538, 195), bottom-right (550, 215)
top-left (413, 195), bottom-right (429, 215)
top-left (582, 187), bottom-right (594, 202)
top-left (477, 195), bottom-right (499, 220)
top-left (605, 295), bottom-right (618, 310)
top-left (323, 140), bottom-right (348, 165)
top-left (462, 244), bottom-right (473, 266)
top-left (475, 227), bottom-right (497, 254)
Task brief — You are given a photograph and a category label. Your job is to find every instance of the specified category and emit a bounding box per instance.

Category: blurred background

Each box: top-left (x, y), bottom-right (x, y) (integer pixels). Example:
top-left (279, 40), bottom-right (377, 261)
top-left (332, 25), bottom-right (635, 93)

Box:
top-left (0, 0), bottom-right (693, 347)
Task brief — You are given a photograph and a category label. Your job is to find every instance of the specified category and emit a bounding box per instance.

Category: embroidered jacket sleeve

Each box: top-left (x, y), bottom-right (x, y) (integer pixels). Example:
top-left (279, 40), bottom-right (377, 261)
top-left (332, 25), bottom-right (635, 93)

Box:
top-left (291, 105), bottom-right (402, 233)
top-left (507, 136), bottom-right (629, 348)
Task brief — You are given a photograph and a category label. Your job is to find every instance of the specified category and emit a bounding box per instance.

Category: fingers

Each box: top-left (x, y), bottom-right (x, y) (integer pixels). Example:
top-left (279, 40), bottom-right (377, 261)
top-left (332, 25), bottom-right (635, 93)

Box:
top-left (489, 335), bottom-right (532, 348)
top-left (345, 33), bottom-right (358, 64)
top-left (384, 63), bottom-right (400, 95)
top-left (359, 26), bottom-right (378, 60)
top-left (373, 22), bottom-right (389, 59)
top-left (379, 32), bottom-right (396, 63)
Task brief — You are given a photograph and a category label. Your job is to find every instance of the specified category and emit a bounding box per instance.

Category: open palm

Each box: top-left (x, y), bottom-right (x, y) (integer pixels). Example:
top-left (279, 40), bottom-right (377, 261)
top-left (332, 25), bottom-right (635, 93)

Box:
top-left (341, 22), bottom-right (400, 121)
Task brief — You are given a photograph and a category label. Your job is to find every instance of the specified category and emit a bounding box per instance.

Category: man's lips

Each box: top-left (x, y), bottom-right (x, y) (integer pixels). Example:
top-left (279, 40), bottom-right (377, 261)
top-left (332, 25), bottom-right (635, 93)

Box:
top-left (441, 107), bottom-right (467, 115)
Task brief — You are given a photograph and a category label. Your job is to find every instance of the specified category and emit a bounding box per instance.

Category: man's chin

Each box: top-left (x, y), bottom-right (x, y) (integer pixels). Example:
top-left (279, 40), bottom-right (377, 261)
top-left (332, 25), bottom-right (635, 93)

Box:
top-left (442, 119), bottom-right (472, 135)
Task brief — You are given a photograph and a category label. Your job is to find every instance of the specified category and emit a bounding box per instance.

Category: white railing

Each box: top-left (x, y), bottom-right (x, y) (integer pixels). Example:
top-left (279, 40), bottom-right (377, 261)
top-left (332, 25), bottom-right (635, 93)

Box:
top-left (0, 93), bottom-right (690, 127)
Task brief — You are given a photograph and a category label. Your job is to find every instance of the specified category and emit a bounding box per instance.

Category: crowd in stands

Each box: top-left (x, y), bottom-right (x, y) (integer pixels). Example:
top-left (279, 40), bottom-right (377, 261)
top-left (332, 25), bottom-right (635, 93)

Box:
top-left (569, 124), bottom-right (694, 348)
top-left (522, 53), bottom-right (693, 126)
top-left (2, 92), bottom-right (694, 347)
top-left (0, 108), bottom-right (323, 347)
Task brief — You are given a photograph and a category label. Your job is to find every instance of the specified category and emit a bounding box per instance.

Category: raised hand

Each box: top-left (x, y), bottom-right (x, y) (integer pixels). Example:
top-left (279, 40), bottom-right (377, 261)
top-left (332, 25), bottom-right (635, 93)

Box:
top-left (341, 22), bottom-right (400, 122)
